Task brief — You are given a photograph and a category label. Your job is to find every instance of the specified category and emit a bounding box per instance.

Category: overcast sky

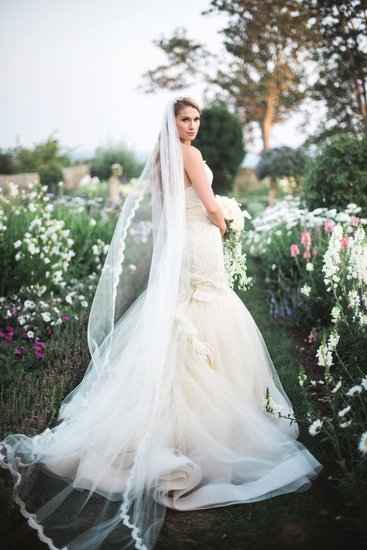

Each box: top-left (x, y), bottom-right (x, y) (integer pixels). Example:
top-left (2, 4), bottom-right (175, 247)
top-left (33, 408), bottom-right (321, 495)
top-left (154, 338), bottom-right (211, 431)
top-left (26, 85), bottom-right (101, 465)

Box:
top-left (0, 0), bottom-right (319, 161)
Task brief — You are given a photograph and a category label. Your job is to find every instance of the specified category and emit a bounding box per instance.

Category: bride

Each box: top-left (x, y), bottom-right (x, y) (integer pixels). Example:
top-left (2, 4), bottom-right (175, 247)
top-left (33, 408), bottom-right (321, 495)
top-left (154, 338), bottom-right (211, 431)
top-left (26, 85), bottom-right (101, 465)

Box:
top-left (0, 97), bottom-right (322, 550)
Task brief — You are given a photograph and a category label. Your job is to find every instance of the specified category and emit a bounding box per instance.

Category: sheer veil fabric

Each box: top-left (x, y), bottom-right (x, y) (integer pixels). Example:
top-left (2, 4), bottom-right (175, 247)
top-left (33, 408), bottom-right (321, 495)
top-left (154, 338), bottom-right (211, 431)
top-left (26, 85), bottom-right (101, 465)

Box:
top-left (0, 100), bottom-right (322, 550)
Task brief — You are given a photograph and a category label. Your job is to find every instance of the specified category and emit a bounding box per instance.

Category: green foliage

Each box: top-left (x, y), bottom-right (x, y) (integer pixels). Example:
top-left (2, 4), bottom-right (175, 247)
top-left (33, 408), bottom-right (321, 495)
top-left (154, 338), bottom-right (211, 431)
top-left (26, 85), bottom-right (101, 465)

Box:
top-left (142, 2), bottom-right (316, 149)
top-left (90, 142), bottom-right (144, 182)
top-left (256, 146), bottom-right (308, 183)
top-left (193, 106), bottom-right (245, 195)
top-left (304, 134), bottom-right (367, 213)
top-left (14, 136), bottom-right (72, 192)
top-left (305, 0), bottom-right (367, 138)
top-left (0, 148), bottom-right (17, 174)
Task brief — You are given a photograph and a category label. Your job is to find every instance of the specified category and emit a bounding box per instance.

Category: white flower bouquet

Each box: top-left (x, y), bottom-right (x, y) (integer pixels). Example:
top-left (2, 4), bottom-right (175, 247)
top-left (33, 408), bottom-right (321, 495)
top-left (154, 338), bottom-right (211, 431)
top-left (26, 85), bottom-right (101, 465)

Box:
top-left (215, 194), bottom-right (252, 291)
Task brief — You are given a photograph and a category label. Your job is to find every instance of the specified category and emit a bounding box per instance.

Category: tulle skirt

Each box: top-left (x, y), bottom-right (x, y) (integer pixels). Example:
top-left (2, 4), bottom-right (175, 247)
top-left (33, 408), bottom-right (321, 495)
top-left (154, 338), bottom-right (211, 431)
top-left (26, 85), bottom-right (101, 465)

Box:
top-left (0, 279), bottom-right (322, 549)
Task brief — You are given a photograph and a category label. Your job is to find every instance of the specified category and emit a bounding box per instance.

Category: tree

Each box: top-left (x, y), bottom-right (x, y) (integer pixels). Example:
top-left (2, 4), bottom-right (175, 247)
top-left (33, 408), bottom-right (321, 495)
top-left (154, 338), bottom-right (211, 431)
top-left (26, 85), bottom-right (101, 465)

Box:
top-left (90, 142), bottom-right (144, 182)
top-left (0, 148), bottom-right (17, 174)
top-left (13, 135), bottom-right (72, 191)
top-left (256, 146), bottom-right (308, 204)
top-left (193, 105), bottom-right (245, 195)
top-left (140, 1), bottom-right (316, 150)
top-left (306, 0), bottom-right (367, 139)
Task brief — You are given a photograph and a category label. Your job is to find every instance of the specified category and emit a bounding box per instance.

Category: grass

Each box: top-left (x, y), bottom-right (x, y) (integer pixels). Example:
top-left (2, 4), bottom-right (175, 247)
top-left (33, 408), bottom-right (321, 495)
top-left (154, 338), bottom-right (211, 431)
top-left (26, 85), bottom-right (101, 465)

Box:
top-left (0, 259), bottom-right (365, 550)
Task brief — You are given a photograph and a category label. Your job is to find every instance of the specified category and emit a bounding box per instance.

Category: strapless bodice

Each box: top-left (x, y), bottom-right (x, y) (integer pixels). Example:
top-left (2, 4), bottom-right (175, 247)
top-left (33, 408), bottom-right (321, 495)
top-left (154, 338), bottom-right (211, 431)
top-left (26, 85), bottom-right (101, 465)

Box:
top-left (185, 162), bottom-right (213, 209)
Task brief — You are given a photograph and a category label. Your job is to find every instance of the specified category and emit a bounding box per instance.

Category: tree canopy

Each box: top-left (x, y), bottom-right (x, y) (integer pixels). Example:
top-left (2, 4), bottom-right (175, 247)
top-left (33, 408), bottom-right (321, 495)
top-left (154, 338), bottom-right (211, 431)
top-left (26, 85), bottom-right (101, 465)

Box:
top-left (306, 0), bottom-right (367, 140)
top-left (141, 1), bottom-right (316, 150)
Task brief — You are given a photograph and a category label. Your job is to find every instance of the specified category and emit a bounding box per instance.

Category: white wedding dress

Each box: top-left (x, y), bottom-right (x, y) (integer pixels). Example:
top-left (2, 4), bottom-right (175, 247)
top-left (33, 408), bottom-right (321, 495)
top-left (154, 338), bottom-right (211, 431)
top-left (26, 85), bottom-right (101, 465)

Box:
top-left (0, 162), bottom-right (322, 549)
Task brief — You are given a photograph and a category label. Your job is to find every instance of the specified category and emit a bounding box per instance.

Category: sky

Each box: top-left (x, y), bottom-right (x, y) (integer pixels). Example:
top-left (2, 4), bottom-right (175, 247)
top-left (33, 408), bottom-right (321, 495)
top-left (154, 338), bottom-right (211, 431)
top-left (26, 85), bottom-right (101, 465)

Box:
top-left (0, 0), bottom-right (319, 162)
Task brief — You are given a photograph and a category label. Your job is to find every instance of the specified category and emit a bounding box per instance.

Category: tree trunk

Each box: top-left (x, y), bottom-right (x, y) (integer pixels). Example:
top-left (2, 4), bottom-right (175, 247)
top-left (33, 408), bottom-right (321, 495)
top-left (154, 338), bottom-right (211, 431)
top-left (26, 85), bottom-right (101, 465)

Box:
top-left (261, 88), bottom-right (278, 150)
top-left (268, 177), bottom-right (277, 207)
top-left (261, 106), bottom-right (273, 151)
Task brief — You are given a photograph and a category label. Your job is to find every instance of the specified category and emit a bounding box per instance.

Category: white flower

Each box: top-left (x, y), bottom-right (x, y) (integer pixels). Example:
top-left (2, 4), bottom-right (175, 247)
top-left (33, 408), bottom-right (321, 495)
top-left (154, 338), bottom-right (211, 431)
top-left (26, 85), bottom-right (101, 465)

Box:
top-left (348, 289), bottom-right (360, 310)
top-left (331, 305), bottom-right (341, 324)
top-left (27, 242), bottom-right (40, 255)
top-left (358, 431), bottom-right (367, 455)
top-left (90, 218), bottom-right (97, 226)
top-left (322, 224), bottom-right (343, 289)
top-left (338, 405), bottom-right (351, 418)
top-left (346, 385), bottom-right (362, 397)
top-left (309, 419), bottom-right (323, 436)
top-left (27, 330), bottom-right (34, 338)
top-left (81, 300), bottom-right (88, 307)
top-left (340, 420), bottom-right (352, 429)
top-left (13, 240), bottom-right (22, 249)
top-left (52, 270), bottom-right (63, 283)
top-left (128, 264), bottom-right (137, 271)
top-left (361, 376), bottom-right (367, 390)
top-left (300, 284), bottom-right (311, 297)
top-left (28, 203), bottom-right (37, 213)
top-left (15, 251), bottom-right (22, 261)
top-left (65, 293), bottom-right (74, 305)
top-left (316, 342), bottom-right (333, 368)
top-left (331, 380), bottom-right (342, 394)
top-left (41, 312), bottom-right (51, 322)
top-left (9, 182), bottom-right (19, 197)
top-left (24, 300), bottom-right (36, 310)
top-left (328, 331), bottom-right (340, 351)
top-left (306, 262), bottom-right (314, 272)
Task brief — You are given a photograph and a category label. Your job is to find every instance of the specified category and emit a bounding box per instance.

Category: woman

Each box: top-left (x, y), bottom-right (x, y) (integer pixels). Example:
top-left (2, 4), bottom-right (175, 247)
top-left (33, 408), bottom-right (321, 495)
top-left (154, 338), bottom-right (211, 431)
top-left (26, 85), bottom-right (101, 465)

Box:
top-left (0, 97), bottom-right (322, 550)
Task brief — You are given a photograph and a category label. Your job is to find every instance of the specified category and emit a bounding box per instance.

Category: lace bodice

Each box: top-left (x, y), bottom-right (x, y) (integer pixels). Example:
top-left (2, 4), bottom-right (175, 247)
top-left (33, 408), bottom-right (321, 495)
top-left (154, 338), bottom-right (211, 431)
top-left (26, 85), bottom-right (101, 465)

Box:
top-left (184, 161), bottom-right (228, 293)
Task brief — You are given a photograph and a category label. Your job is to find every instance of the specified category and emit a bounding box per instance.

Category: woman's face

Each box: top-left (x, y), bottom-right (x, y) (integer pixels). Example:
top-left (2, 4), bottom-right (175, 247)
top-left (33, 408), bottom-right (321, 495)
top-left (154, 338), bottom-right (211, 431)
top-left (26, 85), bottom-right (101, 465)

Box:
top-left (175, 106), bottom-right (200, 145)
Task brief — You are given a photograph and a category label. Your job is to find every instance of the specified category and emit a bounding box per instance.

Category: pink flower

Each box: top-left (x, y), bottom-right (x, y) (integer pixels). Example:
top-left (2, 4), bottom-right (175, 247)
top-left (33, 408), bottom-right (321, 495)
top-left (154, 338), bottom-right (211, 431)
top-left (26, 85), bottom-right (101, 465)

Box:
top-left (0, 331), bottom-right (5, 339)
top-left (308, 330), bottom-right (317, 344)
top-left (340, 235), bottom-right (349, 251)
top-left (61, 314), bottom-right (69, 321)
top-left (303, 250), bottom-right (311, 259)
top-left (6, 325), bottom-right (15, 334)
top-left (290, 244), bottom-right (300, 257)
top-left (35, 350), bottom-right (44, 359)
top-left (301, 231), bottom-right (312, 250)
top-left (350, 216), bottom-right (360, 227)
top-left (22, 331), bottom-right (29, 339)
top-left (312, 249), bottom-right (318, 256)
top-left (14, 347), bottom-right (22, 356)
top-left (324, 220), bottom-right (335, 233)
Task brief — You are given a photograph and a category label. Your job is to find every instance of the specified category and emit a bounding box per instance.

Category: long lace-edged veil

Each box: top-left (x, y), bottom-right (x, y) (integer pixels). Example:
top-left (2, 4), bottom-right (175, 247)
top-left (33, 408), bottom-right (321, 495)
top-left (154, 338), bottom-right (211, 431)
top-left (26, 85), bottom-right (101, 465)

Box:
top-left (0, 99), bottom-right (192, 550)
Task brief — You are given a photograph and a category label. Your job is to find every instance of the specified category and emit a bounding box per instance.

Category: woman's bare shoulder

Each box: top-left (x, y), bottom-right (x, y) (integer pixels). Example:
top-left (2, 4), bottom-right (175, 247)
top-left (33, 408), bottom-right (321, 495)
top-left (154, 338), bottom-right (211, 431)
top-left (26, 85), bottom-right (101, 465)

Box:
top-left (181, 145), bottom-right (203, 164)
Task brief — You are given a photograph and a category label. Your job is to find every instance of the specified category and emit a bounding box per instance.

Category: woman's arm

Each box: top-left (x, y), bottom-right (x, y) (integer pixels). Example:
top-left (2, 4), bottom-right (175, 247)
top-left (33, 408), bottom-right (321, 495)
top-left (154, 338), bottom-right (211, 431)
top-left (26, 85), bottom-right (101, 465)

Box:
top-left (183, 147), bottom-right (226, 236)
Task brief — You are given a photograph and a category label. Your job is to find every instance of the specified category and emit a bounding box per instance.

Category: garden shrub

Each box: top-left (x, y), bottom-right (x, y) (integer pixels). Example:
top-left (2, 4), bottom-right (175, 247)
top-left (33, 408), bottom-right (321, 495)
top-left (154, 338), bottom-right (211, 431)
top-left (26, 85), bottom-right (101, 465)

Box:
top-left (192, 105), bottom-right (245, 195)
top-left (304, 134), bottom-right (367, 214)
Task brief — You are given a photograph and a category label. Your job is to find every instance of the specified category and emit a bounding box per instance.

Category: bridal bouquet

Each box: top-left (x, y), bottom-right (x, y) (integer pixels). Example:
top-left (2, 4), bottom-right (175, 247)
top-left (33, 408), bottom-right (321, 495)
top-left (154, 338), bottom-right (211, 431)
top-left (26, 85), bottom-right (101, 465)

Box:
top-left (215, 194), bottom-right (253, 292)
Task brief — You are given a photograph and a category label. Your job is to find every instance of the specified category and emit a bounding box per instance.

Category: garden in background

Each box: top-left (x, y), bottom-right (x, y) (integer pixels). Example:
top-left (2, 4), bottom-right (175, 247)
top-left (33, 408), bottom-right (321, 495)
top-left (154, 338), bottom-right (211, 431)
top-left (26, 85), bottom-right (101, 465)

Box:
top-left (1, 0), bottom-right (367, 548)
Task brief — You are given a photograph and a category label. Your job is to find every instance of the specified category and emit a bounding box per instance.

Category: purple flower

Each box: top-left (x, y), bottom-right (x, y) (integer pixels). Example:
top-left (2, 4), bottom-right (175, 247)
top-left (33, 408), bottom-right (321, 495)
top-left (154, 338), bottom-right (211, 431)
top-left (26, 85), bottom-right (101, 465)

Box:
top-left (61, 314), bottom-right (69, 321)
top-left (6, 325), bottom-right (15, 334)
top-left (14, 347), bottom-right (22, 356)
top-left (35, 350), bottom-right (43, 359)
top-left (0, 331), bottom-right (5, 339)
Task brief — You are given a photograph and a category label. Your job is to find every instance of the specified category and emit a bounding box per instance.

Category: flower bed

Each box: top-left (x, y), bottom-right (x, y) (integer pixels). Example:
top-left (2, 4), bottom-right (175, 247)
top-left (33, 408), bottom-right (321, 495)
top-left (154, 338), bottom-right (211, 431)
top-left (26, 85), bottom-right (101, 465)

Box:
top-left (250, 197), bottom-right (367, 526)
top-left (0, 181), bottom-right (152, 402)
